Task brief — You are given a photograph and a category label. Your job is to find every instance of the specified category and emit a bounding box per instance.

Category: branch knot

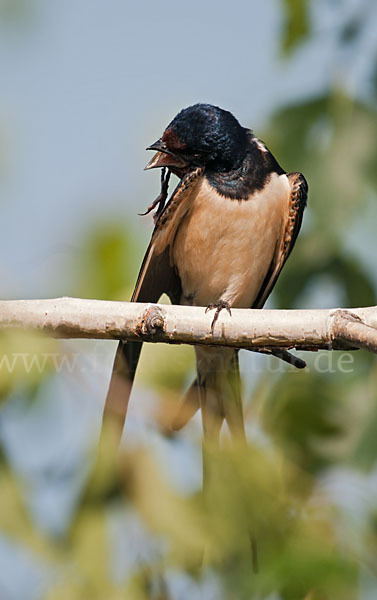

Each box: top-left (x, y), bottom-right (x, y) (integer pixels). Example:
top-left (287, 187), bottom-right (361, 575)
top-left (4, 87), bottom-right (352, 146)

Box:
top-left (136, 305), bottom-right (166, 338)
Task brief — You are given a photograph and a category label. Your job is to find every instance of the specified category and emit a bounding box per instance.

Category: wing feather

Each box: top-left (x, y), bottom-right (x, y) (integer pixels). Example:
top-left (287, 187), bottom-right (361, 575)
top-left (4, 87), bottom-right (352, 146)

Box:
top-left (252, 172), bottom-right (308, 309)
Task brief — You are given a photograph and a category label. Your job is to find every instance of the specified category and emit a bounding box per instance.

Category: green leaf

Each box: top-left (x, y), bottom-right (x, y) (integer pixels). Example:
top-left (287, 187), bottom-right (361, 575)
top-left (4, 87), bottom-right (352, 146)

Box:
top-left (281, 0), bottom-right (310, 55)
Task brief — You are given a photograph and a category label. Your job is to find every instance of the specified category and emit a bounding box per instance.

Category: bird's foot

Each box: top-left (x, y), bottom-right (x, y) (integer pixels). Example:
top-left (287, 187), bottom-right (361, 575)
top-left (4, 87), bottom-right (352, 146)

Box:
top-left (205, 300), bottom-right (232, 334)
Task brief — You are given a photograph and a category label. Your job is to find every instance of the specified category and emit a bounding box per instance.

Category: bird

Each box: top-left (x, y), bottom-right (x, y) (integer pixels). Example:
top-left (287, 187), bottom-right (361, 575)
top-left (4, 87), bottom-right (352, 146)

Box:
top-left (101, 102), bottom-right (308, 462)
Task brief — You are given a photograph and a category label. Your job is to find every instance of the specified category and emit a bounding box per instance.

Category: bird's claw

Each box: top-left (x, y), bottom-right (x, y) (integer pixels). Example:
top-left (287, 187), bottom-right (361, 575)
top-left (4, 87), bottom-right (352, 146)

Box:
top-left (206, 301), bottom-right (232, 333)
top-left (138, 167), bottom-right (171, 221)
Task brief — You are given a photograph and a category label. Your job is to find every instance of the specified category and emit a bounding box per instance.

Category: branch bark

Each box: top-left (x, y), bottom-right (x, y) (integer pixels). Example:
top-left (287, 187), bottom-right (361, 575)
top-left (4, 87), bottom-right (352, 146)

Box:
top-left (0, 297), bottom-right (377, 354)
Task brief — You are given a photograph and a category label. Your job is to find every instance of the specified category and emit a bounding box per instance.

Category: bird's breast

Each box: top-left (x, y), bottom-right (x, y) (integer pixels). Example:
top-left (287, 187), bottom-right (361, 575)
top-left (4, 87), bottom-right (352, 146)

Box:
top-left (172, 173), bottom-right (291, 308)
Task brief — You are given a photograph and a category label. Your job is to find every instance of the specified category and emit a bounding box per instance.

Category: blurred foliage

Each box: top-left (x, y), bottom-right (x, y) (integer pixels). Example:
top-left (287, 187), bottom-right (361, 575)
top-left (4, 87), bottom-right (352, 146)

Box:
top-left (260, 365), bottom-right (372, 475)
top-left (281, 0), bottom-right (310, 54)
top-left (0, 0), bottom-right (33, 25)
top-left (1, 0), bottom-right (377, 599)
top-left (74, 221), bottom-right (138, 301)
top-left (280, 0), bottom-right (377, 65)
top-left (122, 443), bottom-right (358, 599)
top-left (0, 437), bottom-right (360, 599)
top-left (266, 94), bottom-right (377, 230)
top-left (139, 344), bottom-right (193, 395)
top-left (265, 92), bottom-right (377, 310)
top-left (0, 330), bottom-right (61, 401)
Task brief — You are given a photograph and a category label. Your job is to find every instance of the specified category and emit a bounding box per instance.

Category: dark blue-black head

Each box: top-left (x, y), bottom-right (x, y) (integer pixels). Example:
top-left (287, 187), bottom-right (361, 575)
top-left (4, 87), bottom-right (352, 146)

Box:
top-left (145, 103), bottom-right (249, 175)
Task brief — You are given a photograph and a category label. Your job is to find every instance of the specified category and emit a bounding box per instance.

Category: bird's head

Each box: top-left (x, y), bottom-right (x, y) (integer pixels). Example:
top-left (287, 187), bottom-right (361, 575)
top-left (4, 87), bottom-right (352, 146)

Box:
top-left (145, 103), bottom-right (249, 177)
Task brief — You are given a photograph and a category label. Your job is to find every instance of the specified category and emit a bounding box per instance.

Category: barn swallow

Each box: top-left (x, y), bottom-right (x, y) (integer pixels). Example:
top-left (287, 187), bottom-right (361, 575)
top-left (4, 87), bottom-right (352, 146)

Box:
top-left (102, 103), bottom-right (308, 450)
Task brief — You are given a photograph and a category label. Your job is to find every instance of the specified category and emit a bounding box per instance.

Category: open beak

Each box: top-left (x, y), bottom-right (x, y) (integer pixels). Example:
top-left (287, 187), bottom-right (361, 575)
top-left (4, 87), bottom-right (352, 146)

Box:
top-left (144, 139), bottom-right (188, 171)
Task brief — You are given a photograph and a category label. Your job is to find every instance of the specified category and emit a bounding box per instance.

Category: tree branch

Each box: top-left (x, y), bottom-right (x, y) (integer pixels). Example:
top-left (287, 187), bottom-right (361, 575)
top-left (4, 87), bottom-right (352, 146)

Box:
top-left (0, 298), bottom-right (377, 354)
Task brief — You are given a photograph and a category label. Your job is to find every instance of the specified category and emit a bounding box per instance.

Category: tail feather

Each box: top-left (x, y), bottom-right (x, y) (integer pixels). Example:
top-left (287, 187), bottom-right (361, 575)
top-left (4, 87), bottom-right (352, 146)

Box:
top-left (196, 347), bottom-right (258, 572)
top-left (197, 375), bottom-right (224, 496)
top-left (221, 352), bottom-right (246, 444)
top-left (195, 347), bottom-right (244, 492)
top-left (101, 340), bottom-right (142, 447)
